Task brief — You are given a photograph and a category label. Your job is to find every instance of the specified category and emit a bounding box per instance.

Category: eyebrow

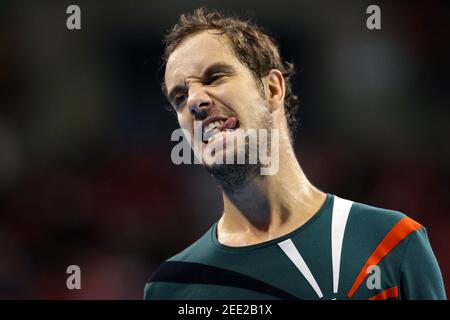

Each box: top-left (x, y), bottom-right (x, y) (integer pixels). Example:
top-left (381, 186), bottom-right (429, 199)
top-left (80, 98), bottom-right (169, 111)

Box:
top-left (167, 62), bottom-right (236, 104)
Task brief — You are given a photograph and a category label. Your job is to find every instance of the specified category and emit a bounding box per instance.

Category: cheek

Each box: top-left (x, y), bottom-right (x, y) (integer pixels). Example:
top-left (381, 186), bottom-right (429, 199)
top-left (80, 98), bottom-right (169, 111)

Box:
top-left (211, 85), bottom-right (265, 130)
top-left (177, 113), bottom-right (192, 132)
top-left (211, 82), bottom-right (253, 113)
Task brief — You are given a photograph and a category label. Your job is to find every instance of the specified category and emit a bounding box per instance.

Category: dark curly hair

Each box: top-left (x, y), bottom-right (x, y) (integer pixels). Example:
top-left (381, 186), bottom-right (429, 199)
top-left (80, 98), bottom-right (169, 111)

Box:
top-left (161, 7), bottom-right (299, 138)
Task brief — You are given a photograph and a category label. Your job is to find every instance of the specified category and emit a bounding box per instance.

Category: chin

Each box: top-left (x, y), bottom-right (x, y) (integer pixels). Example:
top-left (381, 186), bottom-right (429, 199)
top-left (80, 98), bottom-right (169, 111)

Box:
top-left (204, 161), bottom-right (261, 193)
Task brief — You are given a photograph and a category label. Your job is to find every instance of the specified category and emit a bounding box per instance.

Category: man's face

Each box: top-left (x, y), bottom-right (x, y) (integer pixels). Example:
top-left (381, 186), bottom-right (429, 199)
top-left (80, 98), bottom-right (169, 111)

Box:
top-left (165, 30), bottom-right (274, 189)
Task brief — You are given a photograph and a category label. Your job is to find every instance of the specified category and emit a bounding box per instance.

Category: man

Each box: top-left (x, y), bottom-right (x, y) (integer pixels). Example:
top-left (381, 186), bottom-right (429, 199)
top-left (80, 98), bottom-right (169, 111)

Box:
top-left (144, 8), bottom-right (446, 300)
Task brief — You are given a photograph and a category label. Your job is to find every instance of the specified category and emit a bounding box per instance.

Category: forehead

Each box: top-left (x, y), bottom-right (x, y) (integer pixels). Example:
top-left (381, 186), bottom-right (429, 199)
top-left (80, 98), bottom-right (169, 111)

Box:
top-left (165, 31), bottom-right (241, 89)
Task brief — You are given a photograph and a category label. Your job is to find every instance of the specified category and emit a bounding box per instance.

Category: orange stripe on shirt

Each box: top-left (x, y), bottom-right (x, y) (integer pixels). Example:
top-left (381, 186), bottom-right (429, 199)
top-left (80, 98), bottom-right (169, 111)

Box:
top-left (369, 286), bottom-right (399, 300)
top-left (347, 217), bottom-right (422, 298)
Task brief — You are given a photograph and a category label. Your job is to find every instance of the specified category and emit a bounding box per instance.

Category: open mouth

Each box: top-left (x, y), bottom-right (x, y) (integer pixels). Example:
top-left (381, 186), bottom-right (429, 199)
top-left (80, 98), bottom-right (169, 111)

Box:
top-left (202, 116), bottom-right (238, 144)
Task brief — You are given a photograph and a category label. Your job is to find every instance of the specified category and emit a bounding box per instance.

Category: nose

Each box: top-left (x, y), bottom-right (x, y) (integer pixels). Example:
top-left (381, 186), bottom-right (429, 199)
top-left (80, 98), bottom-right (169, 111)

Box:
top-left (187, 86), bottom-right (211, 121)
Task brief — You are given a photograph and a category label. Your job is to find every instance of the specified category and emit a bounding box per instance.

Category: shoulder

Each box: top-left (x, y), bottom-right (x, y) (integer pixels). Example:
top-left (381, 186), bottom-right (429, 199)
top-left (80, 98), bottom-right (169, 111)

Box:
top-left (334, 195), bottom-right (425, 264)
top-left (344, 196), bottom-right (423, 235)
top-left (144, 225), bottom-right (221, 300)
top-left (167, 223), bottom-right (217, 263)
top-left (143, 224), bottom-right (217, 299)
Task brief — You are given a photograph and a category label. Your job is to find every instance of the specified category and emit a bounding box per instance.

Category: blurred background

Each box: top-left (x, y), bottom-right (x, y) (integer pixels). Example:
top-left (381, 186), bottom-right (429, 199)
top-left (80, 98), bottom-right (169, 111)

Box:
top-left (0, 0), bottom-right (449, 299)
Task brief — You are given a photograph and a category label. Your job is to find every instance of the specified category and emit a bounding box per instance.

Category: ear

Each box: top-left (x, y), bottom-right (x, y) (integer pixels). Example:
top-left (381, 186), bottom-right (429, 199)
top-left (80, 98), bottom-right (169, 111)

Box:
top-left (263, 69), bottom-right (285, 113)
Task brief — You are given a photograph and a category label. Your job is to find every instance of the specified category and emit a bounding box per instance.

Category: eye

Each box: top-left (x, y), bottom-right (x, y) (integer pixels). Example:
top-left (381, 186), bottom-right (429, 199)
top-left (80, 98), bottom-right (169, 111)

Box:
top-left (173, 92), bottom-right (186, 108)
top-left (206, 73), bottom-right (225, 85)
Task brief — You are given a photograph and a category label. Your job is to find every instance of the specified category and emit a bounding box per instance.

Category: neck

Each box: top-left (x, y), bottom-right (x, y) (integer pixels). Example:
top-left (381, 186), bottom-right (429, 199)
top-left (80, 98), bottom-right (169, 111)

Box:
top-left (217, 135), bottom-right (326, 246)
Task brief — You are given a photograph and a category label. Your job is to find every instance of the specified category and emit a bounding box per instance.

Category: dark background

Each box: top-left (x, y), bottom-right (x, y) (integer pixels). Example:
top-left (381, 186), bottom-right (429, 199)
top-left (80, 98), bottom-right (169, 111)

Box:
top-left (0, 0), bottom-right (449, 299)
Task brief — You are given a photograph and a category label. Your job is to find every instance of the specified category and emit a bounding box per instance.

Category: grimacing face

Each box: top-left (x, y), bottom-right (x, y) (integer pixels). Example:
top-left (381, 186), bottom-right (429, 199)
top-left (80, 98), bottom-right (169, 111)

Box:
top-left (164, 30), bottom-right (273, 169)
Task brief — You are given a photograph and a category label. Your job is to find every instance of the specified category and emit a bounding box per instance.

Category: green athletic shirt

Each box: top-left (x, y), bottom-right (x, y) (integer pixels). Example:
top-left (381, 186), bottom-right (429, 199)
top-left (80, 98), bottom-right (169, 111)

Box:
top-left (144, 194), bottom-right (446, 300)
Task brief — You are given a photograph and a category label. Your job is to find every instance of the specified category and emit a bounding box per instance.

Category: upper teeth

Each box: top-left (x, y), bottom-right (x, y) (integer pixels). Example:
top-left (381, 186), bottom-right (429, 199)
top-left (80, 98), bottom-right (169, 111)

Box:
top-left (204, 120), bottom-right (224, 142)
top-left (206, 121), bottom-right (224, 132)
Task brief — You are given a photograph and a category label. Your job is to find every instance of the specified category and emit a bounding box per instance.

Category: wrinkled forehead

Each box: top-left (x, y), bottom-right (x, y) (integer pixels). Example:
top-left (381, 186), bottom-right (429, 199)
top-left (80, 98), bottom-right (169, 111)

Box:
top-left (164, 31), bottom-right (240, 90)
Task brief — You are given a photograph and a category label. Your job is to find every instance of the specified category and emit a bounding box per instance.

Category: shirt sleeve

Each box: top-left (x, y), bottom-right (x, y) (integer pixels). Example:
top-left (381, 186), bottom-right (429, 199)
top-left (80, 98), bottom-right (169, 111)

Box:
top-left (143, 282), bottom-right (156, 300)
top-left (399, 227), bottom-right (447, 300)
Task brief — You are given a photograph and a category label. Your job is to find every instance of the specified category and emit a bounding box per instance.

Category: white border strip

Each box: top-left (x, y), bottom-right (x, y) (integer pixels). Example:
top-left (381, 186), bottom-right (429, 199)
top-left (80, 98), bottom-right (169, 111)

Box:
top-left (278, 239), bottom-right (323, 298)
top-left (331, 196), bottom-right (353, 294)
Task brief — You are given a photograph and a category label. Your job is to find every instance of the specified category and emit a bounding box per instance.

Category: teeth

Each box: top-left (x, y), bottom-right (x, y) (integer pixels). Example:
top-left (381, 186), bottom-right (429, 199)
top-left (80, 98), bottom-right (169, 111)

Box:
top-left (205, 121), bottom-right (223, 132)
top-left (203, 120), bottom-right (225, 142)
top-left (208, 130), bottom-right (225, 143)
